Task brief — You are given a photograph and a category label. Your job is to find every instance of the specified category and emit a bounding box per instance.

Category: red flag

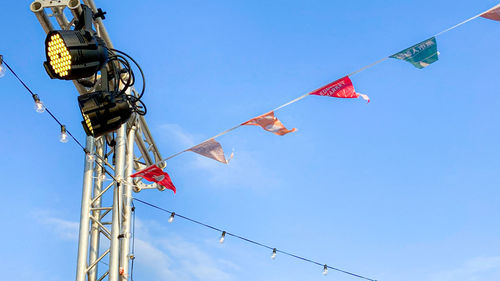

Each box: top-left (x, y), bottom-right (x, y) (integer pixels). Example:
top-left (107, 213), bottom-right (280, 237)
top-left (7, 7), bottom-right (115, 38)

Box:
top-left (310, 76), bottom-right (369, 102)
top-left (131, 165), bottom-right (176, 193)
top-left (481, 4), bottom-right (500, 21)
top-left (242, 111), bottom-right (296, 136)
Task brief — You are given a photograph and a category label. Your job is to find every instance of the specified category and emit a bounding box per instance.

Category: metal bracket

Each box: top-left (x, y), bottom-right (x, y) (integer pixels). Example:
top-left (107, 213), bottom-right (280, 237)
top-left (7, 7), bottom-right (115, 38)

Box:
top-left (31, 0), bottom-right (70, 9)
top-left (132, 178), bottom-right (166, 193)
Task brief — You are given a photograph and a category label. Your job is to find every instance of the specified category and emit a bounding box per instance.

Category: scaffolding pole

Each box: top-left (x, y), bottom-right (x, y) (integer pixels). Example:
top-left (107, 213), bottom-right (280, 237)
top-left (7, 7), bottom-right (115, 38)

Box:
top-left (30, 1), bottom-right (165, 280)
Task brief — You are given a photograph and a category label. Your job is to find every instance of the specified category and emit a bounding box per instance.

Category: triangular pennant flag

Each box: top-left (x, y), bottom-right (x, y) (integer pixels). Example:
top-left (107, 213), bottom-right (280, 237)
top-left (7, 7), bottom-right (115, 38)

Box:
top-left (390, 37), bottom-right (438, 69)
top-left (242, 111), bottom-right (297, 136)
top-left (310, 76), bottom-right (370, 102)
top-left (131, 165), bottom-right (176, 193)
top-left (188, 139), bottom-right (232, 164)
top-left (481, 4), bottom-right (500, 21)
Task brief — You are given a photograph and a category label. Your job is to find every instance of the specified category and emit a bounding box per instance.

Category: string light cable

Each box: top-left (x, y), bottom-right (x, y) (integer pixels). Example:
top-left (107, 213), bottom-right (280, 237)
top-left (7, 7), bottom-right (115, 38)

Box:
top-left (1, 58), bottom-right (85, 150)
top-left (2, 4), bottom-right (498, 278)
top-left (130, 200), bottom-right (137, 281)
top-left (2, 45), bottom-right (148, 171)
top-left (1, 57), bottom-right (125, 183)
top-left (132, 197), bottom-right (377, 281)
top-left (0, 61), bottom-right (369, 280)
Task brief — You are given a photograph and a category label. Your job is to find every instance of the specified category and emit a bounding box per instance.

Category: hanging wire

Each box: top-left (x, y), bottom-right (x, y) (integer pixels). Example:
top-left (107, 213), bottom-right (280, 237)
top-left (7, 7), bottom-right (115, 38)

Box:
top-left (131, 200), bottom-right (136, 281)
top-left (132, 198), bottom-right (377, 281)
top-left (1, 58), bottom-right (131, 183)
top-left (4, 3), bottom-right (496, 166)
top-left (2, 59), bottom-right (87, 150)
top-left (4, 1), bottom-right (496, 169)
top-left (4, 52), bottom-right (377, 279)
top-left (154, 5), bottom-right (496, 164)
top-left (3, 5), bottom-right (496, 278)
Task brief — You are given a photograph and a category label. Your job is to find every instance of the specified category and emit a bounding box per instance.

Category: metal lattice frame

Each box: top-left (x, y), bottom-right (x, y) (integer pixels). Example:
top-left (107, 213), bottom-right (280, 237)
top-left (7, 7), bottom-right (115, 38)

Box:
top-left (30, 1), bottom-right (165, 281)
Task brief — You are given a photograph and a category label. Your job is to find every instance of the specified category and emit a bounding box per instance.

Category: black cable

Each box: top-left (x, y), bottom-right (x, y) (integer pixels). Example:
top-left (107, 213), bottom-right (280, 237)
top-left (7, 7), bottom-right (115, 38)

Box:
top-left (3, 60), bottom-right (144, 281)
top-left (4, 58), bottom-right (119, 181)
top-left (126, 95), bottom-right (147, 116)
top-left (107, 54), bottom-right (133, 97)
top-left (3, 59), bottom-right (86, 151)
top-left (131, 200), bottom-right (136, 281)
top-left (4, 57), bottom-right (123, 193)
top-left (105, 50), bottom-right (147, 115)
top-left (4, 57), bottom-right (375, 281)
top-left (109, 48), bottom-right (146, 99)
top-left (132, 198), bottom-right (377, 281)
top-left (3, 60), bottom-right (38, 97)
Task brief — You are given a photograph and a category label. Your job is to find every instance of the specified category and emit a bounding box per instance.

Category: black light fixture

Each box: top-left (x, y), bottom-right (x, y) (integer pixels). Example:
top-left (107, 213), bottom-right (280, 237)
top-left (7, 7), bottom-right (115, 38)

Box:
top-left (76, 46), bottom-right (134, 138)
top-left (78, 91), bottom-right (132, 137)
top-left (43, 5), bottom-right (108, 80)
top-left (39, 4), bottom-right (145, 137)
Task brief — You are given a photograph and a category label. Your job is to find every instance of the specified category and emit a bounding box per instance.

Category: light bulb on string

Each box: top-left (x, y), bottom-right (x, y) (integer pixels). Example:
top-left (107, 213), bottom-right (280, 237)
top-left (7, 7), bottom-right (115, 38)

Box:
top-left (219, 231), bottom-right (226, 244)
top-left (0, 55), bottom-right (5, 78)
top-left (168, 212), bottom-right (175, 223)
top-left (323, 265), bottom-right (328, 276)
top-left (59, 125), bottom-right (68, 143)
top-left (33, 94), bottom-right (45, 113)
top-left (271, 248), bottom-right (277, 259)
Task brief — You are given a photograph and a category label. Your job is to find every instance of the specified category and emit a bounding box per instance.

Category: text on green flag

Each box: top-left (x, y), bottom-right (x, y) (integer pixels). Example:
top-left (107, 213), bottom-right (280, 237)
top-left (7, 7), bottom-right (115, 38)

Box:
top-left (390, 37), bottom-right (438, 69)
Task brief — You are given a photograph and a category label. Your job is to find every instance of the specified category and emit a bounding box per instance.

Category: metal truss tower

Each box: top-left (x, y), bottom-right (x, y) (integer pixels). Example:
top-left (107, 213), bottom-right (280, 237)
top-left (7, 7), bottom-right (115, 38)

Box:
top-left (30, 1), bottom-right (165, 281)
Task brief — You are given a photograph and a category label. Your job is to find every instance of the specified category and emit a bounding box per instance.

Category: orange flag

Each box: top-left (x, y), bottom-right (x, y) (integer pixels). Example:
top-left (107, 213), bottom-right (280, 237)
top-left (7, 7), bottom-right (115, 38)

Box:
top-left (188, 139), bottom-right (233, 164)
top-left (242, 111), bottom-right (297, 136)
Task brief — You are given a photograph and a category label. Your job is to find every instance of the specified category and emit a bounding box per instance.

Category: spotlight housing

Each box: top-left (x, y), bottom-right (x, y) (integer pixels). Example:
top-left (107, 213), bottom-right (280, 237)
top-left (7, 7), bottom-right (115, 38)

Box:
top-left (78, 91), bottom-right (132, 138)
top-left (44, 30), bottom-right (108, 80)
top-left (43, 4), bottom-right (108, 80)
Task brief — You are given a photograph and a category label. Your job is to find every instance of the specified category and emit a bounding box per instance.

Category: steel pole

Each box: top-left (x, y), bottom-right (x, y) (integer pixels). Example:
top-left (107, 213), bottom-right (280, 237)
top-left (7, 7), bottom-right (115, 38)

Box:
top-left (109, 124), bottom-right (127, 281)
top-left (88, 138), bottom-right (104, 281)
top-left (76, 136), bottom-right (96, 281)
top-left (119, 121), bottom-right (137, 280)
top-left (68, 0), bottom-right (83, 19)
top-left (30, 1), bottom-right (54, 33)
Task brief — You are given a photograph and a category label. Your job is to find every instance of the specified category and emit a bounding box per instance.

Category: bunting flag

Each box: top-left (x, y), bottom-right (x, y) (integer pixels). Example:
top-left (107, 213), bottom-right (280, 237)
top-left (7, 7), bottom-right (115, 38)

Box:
top-left (130, 165), bottom-right (176, 193)
top-left (153, 5), bottom-right (498, 164)
top-left (242, 111), bottom-right (297, 136)
top-left (390, 37), bottom-right (439, 69)
top-left (481, 4), bottom-right (500, 21)
top-left (188, 139), bottom-right (233, 164)
top-left (310, 76), bottom-right (370, 102)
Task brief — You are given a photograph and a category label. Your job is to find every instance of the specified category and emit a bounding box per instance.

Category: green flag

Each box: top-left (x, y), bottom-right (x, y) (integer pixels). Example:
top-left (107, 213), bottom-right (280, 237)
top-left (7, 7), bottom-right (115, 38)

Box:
top-left (390, 37), bottom-right (438, 69)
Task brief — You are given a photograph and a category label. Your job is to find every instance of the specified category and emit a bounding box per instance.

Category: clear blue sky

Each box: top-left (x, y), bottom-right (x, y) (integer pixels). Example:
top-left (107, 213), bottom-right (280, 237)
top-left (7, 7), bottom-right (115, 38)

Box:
top-left (1, 1), bottom-right (500, 281)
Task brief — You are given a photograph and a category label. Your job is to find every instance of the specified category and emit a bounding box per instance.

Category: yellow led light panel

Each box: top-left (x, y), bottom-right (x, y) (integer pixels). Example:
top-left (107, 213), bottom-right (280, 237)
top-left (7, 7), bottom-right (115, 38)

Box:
top-left (83, 113), bottom-right (94, 134)
top-left (46, 34), bottom-right (72, 78)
